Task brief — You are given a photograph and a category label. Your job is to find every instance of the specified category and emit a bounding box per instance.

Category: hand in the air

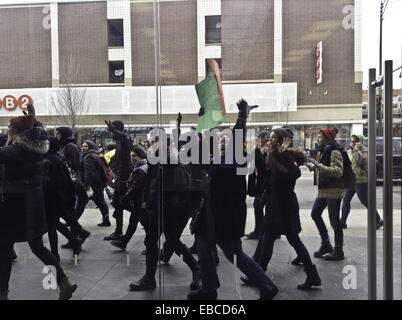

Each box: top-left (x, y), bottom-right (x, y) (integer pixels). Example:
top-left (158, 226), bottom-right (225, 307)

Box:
top-left (278, 137), bottom-right (292, 154)
top-left (105, 120), bottom-right (115, 132)
top-left (177, 112), bottom-right (182, 124)
top-left (237, 99), bottom-right (258, 117)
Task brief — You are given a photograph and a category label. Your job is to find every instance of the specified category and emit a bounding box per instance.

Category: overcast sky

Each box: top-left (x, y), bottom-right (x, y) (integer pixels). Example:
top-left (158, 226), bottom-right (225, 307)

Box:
top-left (362, 0), bottom-right (402, 89)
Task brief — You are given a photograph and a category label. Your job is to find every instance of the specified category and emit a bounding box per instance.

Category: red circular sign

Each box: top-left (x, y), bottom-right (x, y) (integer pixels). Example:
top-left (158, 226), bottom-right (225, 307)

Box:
top-left (2, 95), bottom-right (18, 111)
top-left (18, 95), bottom-right (33, 111)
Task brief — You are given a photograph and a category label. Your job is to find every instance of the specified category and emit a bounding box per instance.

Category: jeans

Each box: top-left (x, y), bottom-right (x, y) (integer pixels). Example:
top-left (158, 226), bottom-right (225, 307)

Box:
top-left (0, 237), bottom-right (66, 292)
top-left (253, 231), bottom-right (313, 271)
top-left (75, 187), bottom-right (109, 221)
top-left (341, 183), bottom-right (382, 224)
top-left (197, 234), bottom-right (277, 297)
top-left (311, 197), bottom-right (343, 247)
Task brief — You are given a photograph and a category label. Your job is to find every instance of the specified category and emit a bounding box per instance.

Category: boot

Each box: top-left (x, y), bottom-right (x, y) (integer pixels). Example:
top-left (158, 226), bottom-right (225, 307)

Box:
top-left (297, 264), bottom-right (321, 290)
top-left (58, 277), bottom-right (77, 300)
top-left (291, 255), bottom-right (303, 266)
top-left (129, 276), bottom-right (156, 291)
top-left (313, 241), bottom-right (333, 258)
top-left (0, 291), bottom-right (8, 300)
top-left (190, 268), bottom-right (201, 291)
top-left (97, 217), bottom-right (111, 227)
top-left (187, 289), bottom-right (217, 300)
top-left (324, 246), bottom-right (344, 261)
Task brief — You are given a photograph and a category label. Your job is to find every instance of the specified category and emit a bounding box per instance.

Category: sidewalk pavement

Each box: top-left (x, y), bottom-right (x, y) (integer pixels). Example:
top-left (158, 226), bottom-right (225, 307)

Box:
top-left (9, 205), bottom-right (401, 300)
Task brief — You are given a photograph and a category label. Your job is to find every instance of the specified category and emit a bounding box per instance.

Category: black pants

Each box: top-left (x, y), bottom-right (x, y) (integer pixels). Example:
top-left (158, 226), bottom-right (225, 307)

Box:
top-left (341, 183), bottom-right (382, 224)
top-left (143, 203), bottom-right (199, 279)
top-left (111, 181), bottom-right (128, 235)
top-left (75, 187), bottom-right (109, 221)
top-left (252, 196), bottom-right (265, 234)
top-left (0, 237), bottom-right (66, 292)
top-left (253, 231), bottom-right (313, 271)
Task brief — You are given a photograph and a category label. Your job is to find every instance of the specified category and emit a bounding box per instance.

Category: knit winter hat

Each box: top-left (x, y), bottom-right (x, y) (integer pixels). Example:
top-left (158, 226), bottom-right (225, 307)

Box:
top-left (273, 127), bottom-right (293, 143)
top-left (320, 128), bottom-right (339, 141)
top-left (9, 114), bottom-right (35, 133)
top-left (112, 120), bottom-right (124, 132)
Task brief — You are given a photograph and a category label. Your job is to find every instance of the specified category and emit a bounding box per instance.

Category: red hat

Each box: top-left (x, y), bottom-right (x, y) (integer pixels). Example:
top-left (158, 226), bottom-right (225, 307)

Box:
top-left (320, 128), bottom-right (339, 141)
top-left (9, 114), bottom-right (35, 133)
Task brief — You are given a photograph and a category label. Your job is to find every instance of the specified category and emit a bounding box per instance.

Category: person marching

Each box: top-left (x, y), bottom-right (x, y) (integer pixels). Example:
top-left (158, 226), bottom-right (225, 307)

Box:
top-left (0, 114), bottom-right (77, 300)
top-left (242, 128), bottom-right (321, 290)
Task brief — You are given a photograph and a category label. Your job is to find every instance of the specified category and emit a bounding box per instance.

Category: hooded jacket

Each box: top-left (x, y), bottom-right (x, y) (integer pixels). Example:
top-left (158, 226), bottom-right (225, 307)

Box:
top-left (0, 127), bottom-right (49, 242)
top-left (347, 134), bottom-right (368, 184)
top-left (80, 141), bottom-right (107, 190)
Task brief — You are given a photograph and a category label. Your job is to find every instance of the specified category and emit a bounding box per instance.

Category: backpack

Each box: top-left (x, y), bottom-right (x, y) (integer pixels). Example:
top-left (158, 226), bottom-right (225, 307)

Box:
top-left (340, 151), bottom-right (356, 189)
top-left (85, 153), bottom-right (116, 182)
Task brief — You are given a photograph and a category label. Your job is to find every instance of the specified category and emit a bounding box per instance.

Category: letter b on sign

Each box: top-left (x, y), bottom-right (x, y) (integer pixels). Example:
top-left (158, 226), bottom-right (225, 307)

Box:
top-left (2, 95), bottom-right (17, 111)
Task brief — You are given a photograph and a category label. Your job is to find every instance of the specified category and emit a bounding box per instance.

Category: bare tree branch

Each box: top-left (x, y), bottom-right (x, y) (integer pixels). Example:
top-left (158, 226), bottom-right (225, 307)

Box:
top-left (50, 55), bottom-right (90, 135)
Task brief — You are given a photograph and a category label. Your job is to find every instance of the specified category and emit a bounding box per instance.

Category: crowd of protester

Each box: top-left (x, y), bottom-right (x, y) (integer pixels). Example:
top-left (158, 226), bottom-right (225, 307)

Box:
top-left (0, 100), bottom-right (383, 301)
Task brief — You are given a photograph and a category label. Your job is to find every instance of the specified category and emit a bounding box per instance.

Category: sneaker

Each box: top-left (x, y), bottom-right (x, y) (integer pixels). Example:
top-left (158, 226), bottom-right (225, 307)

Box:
top-left (187, 289), bottom-right (217, 300)
top-left (111, 239), bottom-right (127, 251)
top-left (129, 276), bottom-right (156, 291)
top-left (104, 232), bottom-right (123, 241)
top-left (313, 241), bottom-right (333, 258)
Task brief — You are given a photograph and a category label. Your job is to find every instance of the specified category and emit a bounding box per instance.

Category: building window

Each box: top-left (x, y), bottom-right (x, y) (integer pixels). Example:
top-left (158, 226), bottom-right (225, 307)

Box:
top-left (205, 15), bottom-right (221, 45)
top-left (109, 61), bottom-right (124, 83)
top-left (205, 58), bottom-right (222, 77)
top-left (108, 19), bottom-right (124, 47)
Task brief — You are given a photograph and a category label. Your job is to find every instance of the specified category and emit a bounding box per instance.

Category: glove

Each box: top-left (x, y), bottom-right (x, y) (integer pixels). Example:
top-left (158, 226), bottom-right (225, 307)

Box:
top-left (307, 158), bottom-right (320, 167)
top-left (305, 162), bottom-right (316, 171)
top-left (237, 99), bottom-right (258, 118)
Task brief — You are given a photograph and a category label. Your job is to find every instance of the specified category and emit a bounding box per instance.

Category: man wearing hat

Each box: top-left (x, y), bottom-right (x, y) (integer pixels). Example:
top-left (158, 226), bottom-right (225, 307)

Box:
top-left (0, 114), bottom-right (77, 300)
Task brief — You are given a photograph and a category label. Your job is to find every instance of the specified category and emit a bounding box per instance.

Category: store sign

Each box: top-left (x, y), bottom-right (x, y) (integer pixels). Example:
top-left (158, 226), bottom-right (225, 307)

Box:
top-left (0, 94), bottom-right (33, 111)
top-left (316, 41), bottom-right (323, 84)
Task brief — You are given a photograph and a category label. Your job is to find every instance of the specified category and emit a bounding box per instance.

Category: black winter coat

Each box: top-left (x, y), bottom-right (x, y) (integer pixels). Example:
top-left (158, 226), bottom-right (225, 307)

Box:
top-left (43, 153), bottom-right (76, 219)
top-left (262, 149), bottom-right (305, 236)
top-left (59, 137), bottom-right (81, 174)
top-left (110, 129), bottom-right (133, 181)
top-left (0, 128), bottom-right (49, 243)
top-left (80, 150), bottom-right (107, 191)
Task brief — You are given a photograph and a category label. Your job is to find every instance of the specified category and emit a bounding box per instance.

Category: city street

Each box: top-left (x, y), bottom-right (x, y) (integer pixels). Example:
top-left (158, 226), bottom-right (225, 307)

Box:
top-left (10, 168), bottom-right (401, 300)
